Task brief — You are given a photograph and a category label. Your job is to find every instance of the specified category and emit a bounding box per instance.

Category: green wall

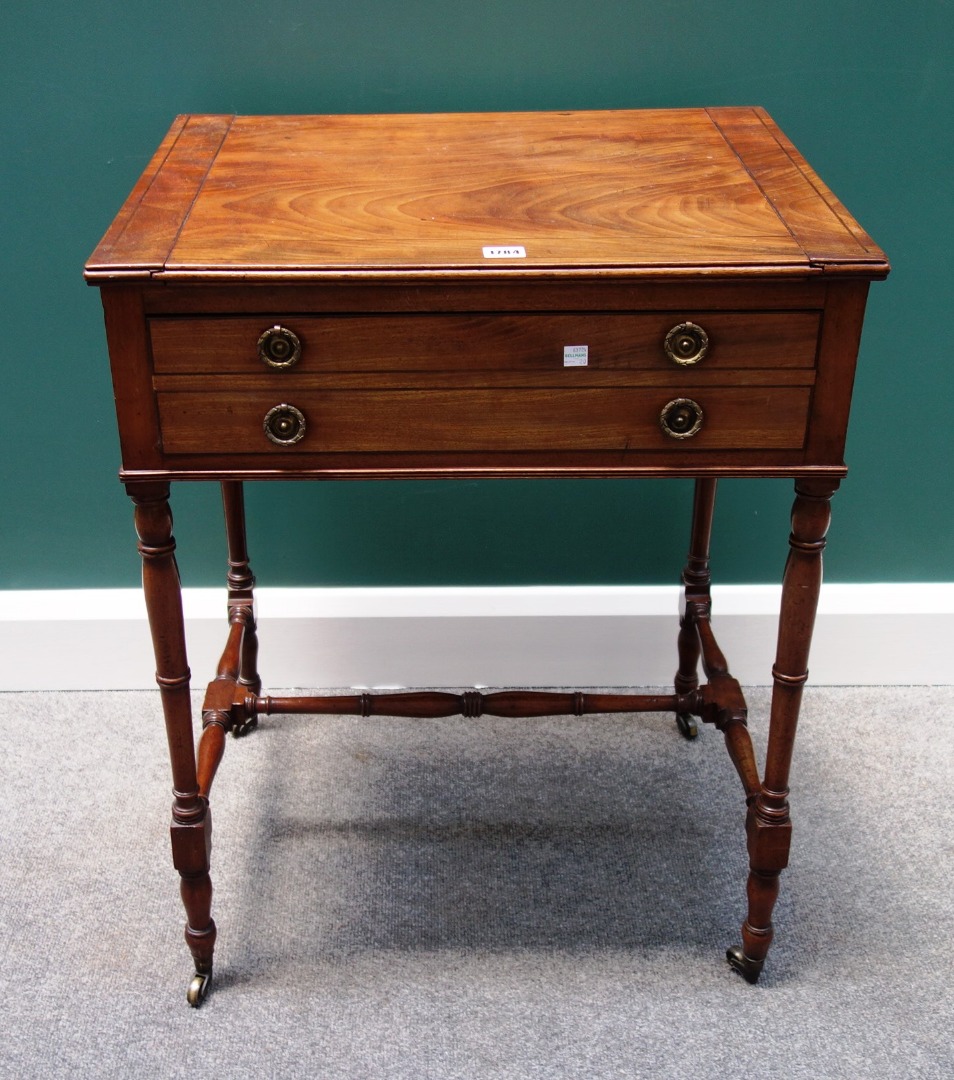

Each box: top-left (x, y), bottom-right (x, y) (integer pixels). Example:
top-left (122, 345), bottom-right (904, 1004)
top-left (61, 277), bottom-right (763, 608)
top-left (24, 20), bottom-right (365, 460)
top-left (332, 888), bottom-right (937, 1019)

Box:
top-left (2, 1), bottom-right (950, 589)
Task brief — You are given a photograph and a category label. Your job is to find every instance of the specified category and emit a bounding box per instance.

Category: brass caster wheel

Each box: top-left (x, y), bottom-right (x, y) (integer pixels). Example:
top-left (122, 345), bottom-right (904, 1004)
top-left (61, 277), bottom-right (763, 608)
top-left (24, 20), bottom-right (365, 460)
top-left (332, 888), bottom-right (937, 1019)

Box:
top-left (676, 713), bottom-right (699, 740)
top-left (726, 945), bottom-right (764, 984)
top-left (231, 715), bottom-right (259, 739)
top-left (187, 971), bottom-right (211, 1007)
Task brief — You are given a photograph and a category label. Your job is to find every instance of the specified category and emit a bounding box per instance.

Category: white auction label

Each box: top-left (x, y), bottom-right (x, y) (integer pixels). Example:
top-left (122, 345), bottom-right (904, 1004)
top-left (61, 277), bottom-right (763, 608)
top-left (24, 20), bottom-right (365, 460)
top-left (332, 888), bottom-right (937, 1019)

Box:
top-left (563, 345), bottom-right (589, 367)
top-left (482, 246), bottom-right (527, 259)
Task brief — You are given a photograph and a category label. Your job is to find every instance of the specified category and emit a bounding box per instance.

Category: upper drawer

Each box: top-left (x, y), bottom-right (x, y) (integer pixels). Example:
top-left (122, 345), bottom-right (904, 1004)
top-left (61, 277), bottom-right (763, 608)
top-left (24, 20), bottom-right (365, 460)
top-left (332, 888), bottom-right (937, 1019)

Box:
top-left (149, 312), bottom-right (820, 375)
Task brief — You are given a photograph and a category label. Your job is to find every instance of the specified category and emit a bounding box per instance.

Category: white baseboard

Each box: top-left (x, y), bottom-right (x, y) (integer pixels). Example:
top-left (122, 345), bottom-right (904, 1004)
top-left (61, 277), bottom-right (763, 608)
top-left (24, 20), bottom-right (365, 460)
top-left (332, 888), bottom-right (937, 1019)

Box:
top-left (1, 584), bottom-right (952, 691)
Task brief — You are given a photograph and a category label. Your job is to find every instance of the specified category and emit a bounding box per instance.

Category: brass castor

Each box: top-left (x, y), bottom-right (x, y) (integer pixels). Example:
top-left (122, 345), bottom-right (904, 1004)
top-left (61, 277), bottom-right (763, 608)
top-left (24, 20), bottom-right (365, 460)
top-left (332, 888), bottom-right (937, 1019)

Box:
top-left (676, 712), bottom-right (698, 740)
top-left (187, 971), bottom-right (211, 1007)
top-left (231, 714), bottom-right (258, 738)
top-left (726, 945), bottom-right (764, 984)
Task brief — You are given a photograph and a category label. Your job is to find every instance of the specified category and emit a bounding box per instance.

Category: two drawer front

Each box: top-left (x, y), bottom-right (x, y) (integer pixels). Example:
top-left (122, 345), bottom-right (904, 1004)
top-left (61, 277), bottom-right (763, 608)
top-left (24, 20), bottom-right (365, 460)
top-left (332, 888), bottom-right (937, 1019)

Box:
top-left (156, 387), bottom-right (812, 454)
top-left (150, 312), bottom-right (819, 457)
top-left (150, 313), bottom-right (820, 373)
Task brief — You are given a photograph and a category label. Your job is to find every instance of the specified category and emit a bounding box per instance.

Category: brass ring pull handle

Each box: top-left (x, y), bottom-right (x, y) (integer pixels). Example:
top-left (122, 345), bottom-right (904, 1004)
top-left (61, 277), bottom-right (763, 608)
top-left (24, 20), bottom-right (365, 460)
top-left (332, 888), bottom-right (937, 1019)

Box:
top-left (258, 325), bottom-right (302, 369)
top-left (659, 398), bottom-right (704, 440)
top-left (263, 404), bottom-right (306, 445)
top-left (664, 322), bottom-right (709, 366)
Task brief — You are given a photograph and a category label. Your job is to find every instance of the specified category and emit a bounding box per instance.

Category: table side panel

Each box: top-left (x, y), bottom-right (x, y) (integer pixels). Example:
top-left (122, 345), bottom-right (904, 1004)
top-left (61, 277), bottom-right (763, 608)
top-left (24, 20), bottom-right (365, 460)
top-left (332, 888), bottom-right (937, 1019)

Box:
top-left (102, 286), bottom-right (165, 471)
top-left (803, 279), bottom-right (872, 464)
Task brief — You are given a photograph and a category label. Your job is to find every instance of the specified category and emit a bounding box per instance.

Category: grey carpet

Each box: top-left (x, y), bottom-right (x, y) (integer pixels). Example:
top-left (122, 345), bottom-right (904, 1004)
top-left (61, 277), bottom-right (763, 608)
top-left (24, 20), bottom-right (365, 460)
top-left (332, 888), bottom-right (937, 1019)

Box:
top-left (2, 687), bottom-right (952, 1079)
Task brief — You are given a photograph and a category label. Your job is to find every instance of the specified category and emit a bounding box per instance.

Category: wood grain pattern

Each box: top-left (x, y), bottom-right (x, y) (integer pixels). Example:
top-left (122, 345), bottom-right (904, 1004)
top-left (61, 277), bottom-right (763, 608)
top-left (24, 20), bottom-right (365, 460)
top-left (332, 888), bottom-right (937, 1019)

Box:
top-left (167, 110), bottom-right (801, 272)
top-left (86, 109), bottom-right (888, 280)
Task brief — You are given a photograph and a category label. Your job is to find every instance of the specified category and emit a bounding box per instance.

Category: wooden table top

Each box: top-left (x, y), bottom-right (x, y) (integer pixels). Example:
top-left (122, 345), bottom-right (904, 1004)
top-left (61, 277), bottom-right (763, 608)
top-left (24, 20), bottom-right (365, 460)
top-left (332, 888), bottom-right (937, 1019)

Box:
top-left (85, 108), bottom-right (888, 284)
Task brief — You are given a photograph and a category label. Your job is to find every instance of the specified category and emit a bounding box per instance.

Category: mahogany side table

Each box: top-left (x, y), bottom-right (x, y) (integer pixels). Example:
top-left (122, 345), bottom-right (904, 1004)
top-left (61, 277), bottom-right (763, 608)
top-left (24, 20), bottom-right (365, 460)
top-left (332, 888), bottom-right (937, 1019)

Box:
top-left (86, 108), bottom-right (888, 1004)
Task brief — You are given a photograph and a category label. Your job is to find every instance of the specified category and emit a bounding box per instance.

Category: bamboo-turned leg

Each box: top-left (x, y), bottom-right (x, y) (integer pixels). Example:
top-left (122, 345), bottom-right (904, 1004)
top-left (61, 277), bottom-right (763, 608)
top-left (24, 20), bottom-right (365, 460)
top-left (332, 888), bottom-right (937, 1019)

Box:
top-left (222, 481), bottom-right (260, 734)
top-left (727, 478), bottom-right (837, 983)
top-left (674, 479), bottom-right (717, 739)
top-left (129, 481), bottom-right (215, 1007)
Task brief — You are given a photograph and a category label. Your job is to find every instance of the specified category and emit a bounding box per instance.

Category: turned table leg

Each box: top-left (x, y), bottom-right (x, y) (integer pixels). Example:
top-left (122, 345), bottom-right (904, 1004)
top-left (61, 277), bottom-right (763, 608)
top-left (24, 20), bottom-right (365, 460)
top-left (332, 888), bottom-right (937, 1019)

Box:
top-left (674, 479), bottom-right (717, 739)
top-left (727, 478), bottom-right (837, 983)
top-left (221, 481), bottom-right (261, 730)
top-left (129, 481), bottom-right (216, 1006)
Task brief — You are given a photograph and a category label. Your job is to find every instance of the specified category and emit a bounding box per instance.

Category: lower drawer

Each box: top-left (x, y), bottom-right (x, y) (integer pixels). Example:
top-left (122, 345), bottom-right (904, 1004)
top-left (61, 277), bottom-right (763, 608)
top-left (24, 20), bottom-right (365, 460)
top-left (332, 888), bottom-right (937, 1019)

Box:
top-left (157, 386), bottom-right (811, 454)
